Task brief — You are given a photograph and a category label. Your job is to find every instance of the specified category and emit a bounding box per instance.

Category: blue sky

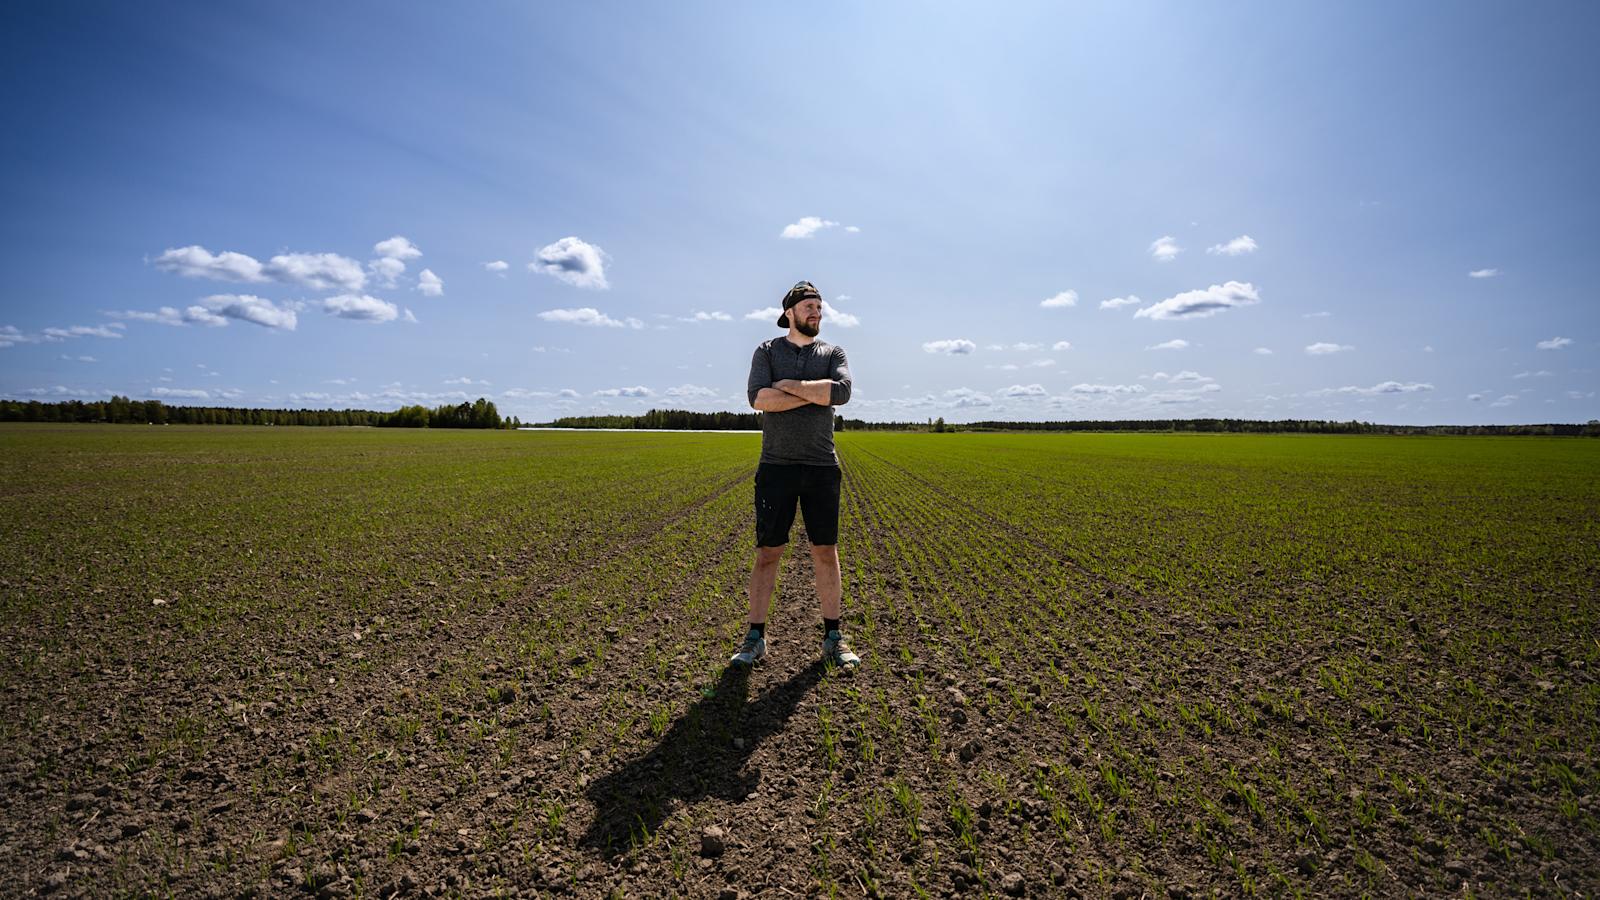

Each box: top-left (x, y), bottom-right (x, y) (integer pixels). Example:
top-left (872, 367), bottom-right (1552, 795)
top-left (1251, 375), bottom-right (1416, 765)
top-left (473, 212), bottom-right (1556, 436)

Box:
top-left (2, 1), bottom-right (1595, 424)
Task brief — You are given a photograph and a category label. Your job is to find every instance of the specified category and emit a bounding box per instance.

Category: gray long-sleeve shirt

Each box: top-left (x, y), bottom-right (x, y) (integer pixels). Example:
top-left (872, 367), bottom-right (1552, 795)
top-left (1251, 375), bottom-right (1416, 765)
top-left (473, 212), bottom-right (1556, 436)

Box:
top-left (747, 337), bottom-right (852, 466)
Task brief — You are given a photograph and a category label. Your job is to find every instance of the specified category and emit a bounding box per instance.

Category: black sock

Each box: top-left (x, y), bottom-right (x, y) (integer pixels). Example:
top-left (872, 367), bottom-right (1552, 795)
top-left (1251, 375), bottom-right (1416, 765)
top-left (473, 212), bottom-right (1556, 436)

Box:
top-left (749, 622), bottom-right (766, 637)
top-left (823, 617), bottom-right (840, 637)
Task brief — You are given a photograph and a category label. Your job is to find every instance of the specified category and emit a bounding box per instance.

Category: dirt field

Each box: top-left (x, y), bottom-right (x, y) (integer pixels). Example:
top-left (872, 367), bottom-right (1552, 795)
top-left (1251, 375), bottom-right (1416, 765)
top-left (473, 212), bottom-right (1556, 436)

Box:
top-left (2, 425), bottom-right (1595, 897)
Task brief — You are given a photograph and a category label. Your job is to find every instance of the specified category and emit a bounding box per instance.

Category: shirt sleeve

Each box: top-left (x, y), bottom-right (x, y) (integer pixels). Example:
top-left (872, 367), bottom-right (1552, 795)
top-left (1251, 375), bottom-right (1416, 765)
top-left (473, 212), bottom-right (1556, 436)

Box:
top-left (829, 346), bottom-right (852, 406)
top-left (747, 344), bottom-right (772, 407)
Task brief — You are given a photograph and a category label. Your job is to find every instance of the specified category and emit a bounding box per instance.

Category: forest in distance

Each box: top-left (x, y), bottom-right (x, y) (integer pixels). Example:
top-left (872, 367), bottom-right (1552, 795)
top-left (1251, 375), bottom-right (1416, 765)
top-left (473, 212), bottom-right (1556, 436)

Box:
top-left (3, 397), bottom-right (1597, 435)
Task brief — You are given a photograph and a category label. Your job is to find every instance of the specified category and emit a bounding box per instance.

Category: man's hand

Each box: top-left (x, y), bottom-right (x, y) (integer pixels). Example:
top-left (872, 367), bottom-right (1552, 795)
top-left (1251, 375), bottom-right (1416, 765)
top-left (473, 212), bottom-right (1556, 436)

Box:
top-left (774, 379), bottom-right (835, 407)
top-left (752, 387), bottom-right (811, 412)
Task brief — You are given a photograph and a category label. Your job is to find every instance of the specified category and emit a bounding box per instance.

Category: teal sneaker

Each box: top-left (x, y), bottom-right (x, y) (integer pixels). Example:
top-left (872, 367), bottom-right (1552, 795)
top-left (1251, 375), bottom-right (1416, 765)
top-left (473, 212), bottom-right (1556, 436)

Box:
top-left (822, 630), bottom-right (860, 669)
top-left (729, 628), bottom-right (767, 667)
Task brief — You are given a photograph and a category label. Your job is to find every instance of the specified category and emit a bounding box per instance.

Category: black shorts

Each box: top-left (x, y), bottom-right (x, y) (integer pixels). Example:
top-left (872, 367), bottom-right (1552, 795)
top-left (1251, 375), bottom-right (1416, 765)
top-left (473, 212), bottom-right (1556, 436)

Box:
top-left (754, 463), bottom-right (841, 547)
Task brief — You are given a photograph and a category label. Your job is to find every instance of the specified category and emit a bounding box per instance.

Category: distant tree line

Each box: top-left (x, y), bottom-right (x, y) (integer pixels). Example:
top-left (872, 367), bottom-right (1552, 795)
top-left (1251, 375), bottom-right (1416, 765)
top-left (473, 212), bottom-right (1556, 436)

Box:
top-left (1, 397), bottom-right (519, 429)
top-left (964, 418), bottom-right (1600, 437)
top-left (546, 409), bottom-right (762, 430)
top-left (6, 399), bottom-right (1594, 436)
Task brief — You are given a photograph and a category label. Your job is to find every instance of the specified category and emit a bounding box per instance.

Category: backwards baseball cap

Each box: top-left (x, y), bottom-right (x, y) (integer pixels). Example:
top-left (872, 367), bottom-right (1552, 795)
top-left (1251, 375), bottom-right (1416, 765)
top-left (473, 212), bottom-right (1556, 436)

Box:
top-left (778, 280), bottom-right (822, 328)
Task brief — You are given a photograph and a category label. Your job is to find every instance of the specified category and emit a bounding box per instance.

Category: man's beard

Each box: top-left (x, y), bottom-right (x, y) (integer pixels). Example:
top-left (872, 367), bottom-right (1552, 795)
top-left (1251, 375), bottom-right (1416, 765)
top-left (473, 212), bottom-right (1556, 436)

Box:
top-left (795, 318), bottom-right (820, 338)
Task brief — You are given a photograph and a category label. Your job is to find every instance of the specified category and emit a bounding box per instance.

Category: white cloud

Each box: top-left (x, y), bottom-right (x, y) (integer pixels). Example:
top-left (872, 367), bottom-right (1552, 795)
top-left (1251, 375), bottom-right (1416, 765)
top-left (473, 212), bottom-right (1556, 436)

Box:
top-left (1206, 235), bottom-right (1258, 256)
top-left (403, 308), bottom-right (418, 324)
top-left (745, 307), bottom-right (783, 322)
top-left (1305, 342), bottom-right (1353, 355)
top-left (1149, 236), bottom-right (1182, 262)
top-left (594, 385), bottom-right (653, 398)
top-left (1512, 370), bottom-right (1554, 379)
top-left (374, 236), bottom-right (422, 260)
top-left (1151, 370), bottom-right (1213, 383)
top-left (665, 384), bottom-right (717, 399)
top-left (1302, 311), bottom-right (1332, 319)
top-left (484, 260), bottom-right (509, 273)
top-left (60, 354), bottom-right (96, 362)
top-left (1536, 336), bottom-right (1572, 350)
top-left (1099, 295), bottom-right (1141, 310)
top-left (780, 217), bottom-right (838, 239)
top-left (822, 301), bottom-right (860, 328)
top-left (844, 225), bottom-right (861, 233)
top-left (1069, 383), bottom-right (1146, 395)
top-left (1147, 339), bottom-right (1190, 351)
top-left (322, 294), bottom-right (399, 323)
top-left (945, 388), bottom-right (992, 408)
top-left (154, 246), bottom-right (267, 283)
top-left (532, 237), bottom-right (609, 289)
top-left (1490, 394), bottom-right (1517, 408)
top-left (1000, 383), bottom-right (1047, 398)
top-left (681, 310), bottom-right (733, 323)
top-left (1135, 281), bottom-right (1260, 320)
top-left (417, 268), bottom-right (443, 297)
top-left (40, 324), bottom-right (127, 340)
top-left (367, 257), bottom-right (406, 287)
top-left (923, 339), bottom-right (976, 355)
top-left (1311, 381), bottom-right (1433, 396)
top-left (444, 377), bottom-right (490, 386)
top-left (1028, 359), bottom-right (1056, 368)
top-left (1423, 345), bottom-right (1434, 353)
top-left (151, 387), bottom-right (211, 400)
top-left (1052, 341), bottom-right (1073, 351)
top-left (1468, 393), bottom-right (1484, 402)
top-left (1040, 290), bottom-right (1078, 309)
top-left (1253, 347), bottom-right (1274, 355)
top-left (538, 307), bottom-right (642, 329)
top-left (557, 388), bottom-right (580, 399)
top-left (264, 252), bottom-right (366, 292)
top-left (1468, 268), bottom-right (1500, 279)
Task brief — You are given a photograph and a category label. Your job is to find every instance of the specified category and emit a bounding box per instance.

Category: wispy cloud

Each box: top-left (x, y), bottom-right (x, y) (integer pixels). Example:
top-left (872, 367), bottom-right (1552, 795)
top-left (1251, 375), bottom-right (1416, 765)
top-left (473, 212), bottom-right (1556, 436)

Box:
top-left (264, 252), bottom-right (366, 292)
top-left (822, 301), bottom-right (860, 328)
top-left (1099, 295), bottom-right (1140, 310)
top-left (153, 246), bottom-right (267, 283)
top-left (1253, 347), bottom-right (1274, 355)
top-left (1040, 290), bottom-right (1078, 309)
top-left (1069, 383), bottom-right (1146, 395)
top-left (1468, 268), bottom-right (1500, 279)
top-left (1305, 342), bottom-right (1353, 355)
top-left (1302, 311), bottom-right (1332, 319)
top-left (1147, 338), bottom-right (1189, 351)
top-left (417, 268), bottom-right (443, 297)
top-left (1148, 235), bottom-right (1182, 262)
top-left (1206, 235), bottom-right (1258, 256)
top-left (531, 237), bottom-right (608, 290)
top-left (3, 322), bottom-right (129, 347)
top-left (538, 307), bottom-right (643, 329)
top-left (1052, 341), bottom-right (1072, 351)
top-left (484, 260), bottom-right (509, 273)
top-left (1512, 370), bottom-right (1554, 379)
top-left (680, 310), bottom-right (732, 323)
top-left (373, 236), bottom-right (422, 260)
top-left (1000, 383), bottom-right (1047, 398)
top-left (780, 216), bottom-right (851, 239)
top-left (1135, 281), bottom-right (1260, 320)
top-left (1536, 336), bottom-right (1571, 350)
top-left (594, 385), bottom-right (653, 397)
top-left (1149, 370), bottom-right (1213, 383)
top-left (1310, 381), bottom-right (1433, 396)
top-left (923, 339), bottom-right (976, 355)
top-left (322, 294), bottom-right (399, 323)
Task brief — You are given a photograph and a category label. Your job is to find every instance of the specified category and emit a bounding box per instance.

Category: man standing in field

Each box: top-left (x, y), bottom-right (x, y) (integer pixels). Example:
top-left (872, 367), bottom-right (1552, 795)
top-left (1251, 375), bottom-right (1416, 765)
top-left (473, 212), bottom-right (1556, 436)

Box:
top-left (731, 280), bottom-right (860, 670)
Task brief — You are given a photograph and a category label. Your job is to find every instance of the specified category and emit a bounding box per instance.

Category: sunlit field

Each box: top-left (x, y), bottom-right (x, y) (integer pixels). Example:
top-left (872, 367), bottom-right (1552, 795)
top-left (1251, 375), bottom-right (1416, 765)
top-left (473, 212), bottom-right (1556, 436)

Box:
top-left (2, 425), bottom-right (1595, 897)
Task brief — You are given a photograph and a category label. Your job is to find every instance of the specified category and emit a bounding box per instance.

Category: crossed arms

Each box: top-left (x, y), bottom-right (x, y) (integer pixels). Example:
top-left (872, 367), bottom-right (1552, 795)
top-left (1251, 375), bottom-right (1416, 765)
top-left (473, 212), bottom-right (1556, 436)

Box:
top-left (752, 380), bottom-right (834, 412)
top-left (747, 345), bottom-right (853, 412)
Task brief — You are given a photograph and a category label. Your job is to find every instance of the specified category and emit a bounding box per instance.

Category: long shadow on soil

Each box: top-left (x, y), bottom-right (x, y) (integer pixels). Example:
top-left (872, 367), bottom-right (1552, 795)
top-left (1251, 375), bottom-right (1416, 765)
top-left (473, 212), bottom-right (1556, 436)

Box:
top-left (580, 660), bottom-right (826, 856)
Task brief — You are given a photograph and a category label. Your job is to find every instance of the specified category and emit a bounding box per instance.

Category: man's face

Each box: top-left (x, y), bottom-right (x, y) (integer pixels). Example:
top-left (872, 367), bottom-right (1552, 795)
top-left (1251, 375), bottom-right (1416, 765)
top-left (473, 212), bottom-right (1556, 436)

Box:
top-left (792, 298), bottom-right (822, 337)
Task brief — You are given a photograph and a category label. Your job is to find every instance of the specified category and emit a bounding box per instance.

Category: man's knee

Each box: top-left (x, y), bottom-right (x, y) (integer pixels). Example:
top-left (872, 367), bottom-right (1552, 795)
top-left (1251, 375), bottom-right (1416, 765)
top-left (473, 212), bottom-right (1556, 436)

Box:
top-left (755, 545), bottom-right (786, 566)
top-left (810, 543), bottom-right (838, 561)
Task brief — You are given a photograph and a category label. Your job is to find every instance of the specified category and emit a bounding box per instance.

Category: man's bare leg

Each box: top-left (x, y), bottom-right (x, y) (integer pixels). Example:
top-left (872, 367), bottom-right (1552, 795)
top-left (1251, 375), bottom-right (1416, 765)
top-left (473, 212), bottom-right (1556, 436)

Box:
top-left (746, 544), bottom-right (786, 625)
top-left (811, 544), bottom-right (841, 621)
